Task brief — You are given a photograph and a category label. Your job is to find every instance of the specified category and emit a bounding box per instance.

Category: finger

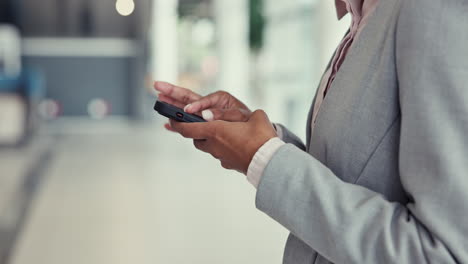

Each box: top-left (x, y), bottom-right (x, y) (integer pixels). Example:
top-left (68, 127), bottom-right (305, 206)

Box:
top-left (193, 139), bottom-right (223, 160)
top-left (248, 110), bottom-right (277, 133)
top-left (158, 94), bottom-right (186, 109)
top-left (220, 160), bottom-right (234, 170)
top-left (164, 123), bottom-right (177, 132)
top-left (169, 119), bottom-right (215, 139)
top-left (184, 91), bottom-right (227, 113)
top-left (193, 139), bottom-right (208, 152)
top-left (205, 108), bottom-right (251, 122)
top-left (154, 81), bottom-right (202, 104)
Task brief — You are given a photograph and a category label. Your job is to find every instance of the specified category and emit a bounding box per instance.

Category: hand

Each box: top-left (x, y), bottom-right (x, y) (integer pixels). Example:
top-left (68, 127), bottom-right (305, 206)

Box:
top-left (154, 81), bottom-right (252, 123)
top-left (184, 91), bottom-right (252, 122)
top-left (169, 110), bottom-right (277, 174)
top-left (154, 81), bottom-right (202, 109)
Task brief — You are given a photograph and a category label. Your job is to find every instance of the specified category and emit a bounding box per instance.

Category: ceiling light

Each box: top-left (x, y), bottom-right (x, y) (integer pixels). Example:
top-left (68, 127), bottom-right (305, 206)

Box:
top-left (116, 0), bottom-right (135, 16)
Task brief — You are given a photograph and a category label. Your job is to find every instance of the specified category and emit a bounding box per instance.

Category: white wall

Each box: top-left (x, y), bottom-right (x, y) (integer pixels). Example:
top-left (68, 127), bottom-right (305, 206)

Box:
top-left (150, 0), bottom-right (179, 83)
top-left (259, 0), bottom-right (319, 139)
top-left (258, 0), bottom-right (351, 140)
top-left (213, 0), bottom-right (251, 105)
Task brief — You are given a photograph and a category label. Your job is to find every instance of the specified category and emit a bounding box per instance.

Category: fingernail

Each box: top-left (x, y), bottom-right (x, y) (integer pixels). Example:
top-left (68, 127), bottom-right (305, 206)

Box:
top-left (184, 104), bottom-right (192, 112)
top-left (202, 110), bottom-right (214, 121)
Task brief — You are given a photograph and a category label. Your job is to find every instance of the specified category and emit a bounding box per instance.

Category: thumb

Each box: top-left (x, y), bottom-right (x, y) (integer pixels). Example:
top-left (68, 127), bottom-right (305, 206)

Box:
top-left (203, 108), bottom-right (251, 122)
top-left (248, 110), bottom-right (271, 123)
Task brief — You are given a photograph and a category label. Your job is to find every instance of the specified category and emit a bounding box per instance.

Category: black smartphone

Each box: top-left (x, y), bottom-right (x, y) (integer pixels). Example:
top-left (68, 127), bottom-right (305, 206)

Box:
top-left (154, 100), bottom-right (206, 123)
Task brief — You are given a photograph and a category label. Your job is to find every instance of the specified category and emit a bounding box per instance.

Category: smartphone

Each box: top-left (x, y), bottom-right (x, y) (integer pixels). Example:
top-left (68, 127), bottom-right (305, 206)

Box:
top-left (154, 100), bottom-right (206, 123)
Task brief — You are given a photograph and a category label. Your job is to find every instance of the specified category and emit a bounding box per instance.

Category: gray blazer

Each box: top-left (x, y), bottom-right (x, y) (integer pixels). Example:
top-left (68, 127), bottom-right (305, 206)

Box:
top-left (255, 0), bottom-right (468, 263)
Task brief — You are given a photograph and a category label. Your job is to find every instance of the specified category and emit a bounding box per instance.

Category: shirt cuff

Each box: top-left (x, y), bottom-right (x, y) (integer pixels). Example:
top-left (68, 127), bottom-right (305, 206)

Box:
top-left (273, 123), bottom-right (284, 140)
top-left (246, 137), bottom-right (286, 189)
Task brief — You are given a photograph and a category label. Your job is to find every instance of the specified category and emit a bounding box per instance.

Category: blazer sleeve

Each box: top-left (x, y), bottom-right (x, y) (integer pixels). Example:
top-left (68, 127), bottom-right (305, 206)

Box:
top-left (255, 0), bottom-right (468, 263)
top-left (275, 123), bottom-right (306, 151)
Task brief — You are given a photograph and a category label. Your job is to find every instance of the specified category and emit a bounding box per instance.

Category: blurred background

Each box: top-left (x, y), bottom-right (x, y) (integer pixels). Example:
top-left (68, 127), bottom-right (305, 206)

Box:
top-left (0, 0), bottom-right (349, 263)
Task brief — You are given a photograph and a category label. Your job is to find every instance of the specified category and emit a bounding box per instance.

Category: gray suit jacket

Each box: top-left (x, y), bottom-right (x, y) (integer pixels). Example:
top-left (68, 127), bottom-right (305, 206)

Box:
top-left (255, 0), bottom-right (468, 263)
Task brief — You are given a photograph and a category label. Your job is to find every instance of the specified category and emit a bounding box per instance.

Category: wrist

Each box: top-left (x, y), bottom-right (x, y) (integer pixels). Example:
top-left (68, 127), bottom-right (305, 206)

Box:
top-left (242, 110), bottom-right (277, 174)
top-left (245, 132), bottom-right (277, 174)
top-left (246, 137), bottom-right (286, 188)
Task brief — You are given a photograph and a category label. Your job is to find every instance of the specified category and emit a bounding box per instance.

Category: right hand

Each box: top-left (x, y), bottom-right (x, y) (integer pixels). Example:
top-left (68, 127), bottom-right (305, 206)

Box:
top-left (184, 91), bottom-right (252, 122)
top-left (154, 81), bottom-right (252, 123)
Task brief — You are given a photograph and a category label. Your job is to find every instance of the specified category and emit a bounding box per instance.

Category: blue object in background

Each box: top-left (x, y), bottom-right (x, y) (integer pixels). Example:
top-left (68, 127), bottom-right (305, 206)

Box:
top-left (0, 75), bottom-right (21, 92)
top-left (0, 68), bottom-right (45, 99)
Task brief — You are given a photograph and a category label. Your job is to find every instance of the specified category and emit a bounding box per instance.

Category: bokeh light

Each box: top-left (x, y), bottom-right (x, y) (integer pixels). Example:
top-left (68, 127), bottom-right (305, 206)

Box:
top-left (115, 0), bottom-right (135, 16)
top-left (38, 99), bottom-right (61, 120)
top-left (87, 98), bottom-right (110, 119)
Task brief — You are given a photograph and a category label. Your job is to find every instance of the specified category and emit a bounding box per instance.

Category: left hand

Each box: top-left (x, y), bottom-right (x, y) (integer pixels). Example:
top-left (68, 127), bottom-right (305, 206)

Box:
top-left (170, 110), bottom-right (277, 174)
top-left (154, 81), bottom-right (252, 131)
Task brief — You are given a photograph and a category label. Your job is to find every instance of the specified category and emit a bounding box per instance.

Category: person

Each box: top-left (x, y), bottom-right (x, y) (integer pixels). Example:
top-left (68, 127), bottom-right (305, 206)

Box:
top-left (155, 0), bottom-right (468, 263)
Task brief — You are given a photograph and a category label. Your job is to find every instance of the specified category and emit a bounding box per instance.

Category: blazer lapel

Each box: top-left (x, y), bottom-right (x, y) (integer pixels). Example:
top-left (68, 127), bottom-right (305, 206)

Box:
top-left (306, 29), bottom-right (351, 152)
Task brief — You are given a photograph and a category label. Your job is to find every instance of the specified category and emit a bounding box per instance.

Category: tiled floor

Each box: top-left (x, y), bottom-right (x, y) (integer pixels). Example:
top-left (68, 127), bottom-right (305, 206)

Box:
top-left (10, 120), bottom-right (287, 264)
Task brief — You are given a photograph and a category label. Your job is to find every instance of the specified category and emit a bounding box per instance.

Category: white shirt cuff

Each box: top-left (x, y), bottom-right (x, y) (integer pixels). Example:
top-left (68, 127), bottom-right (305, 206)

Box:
top-left (246, 137), bottom-right (286, 189)
top-left (273, 123), bottom-right (284, 140)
